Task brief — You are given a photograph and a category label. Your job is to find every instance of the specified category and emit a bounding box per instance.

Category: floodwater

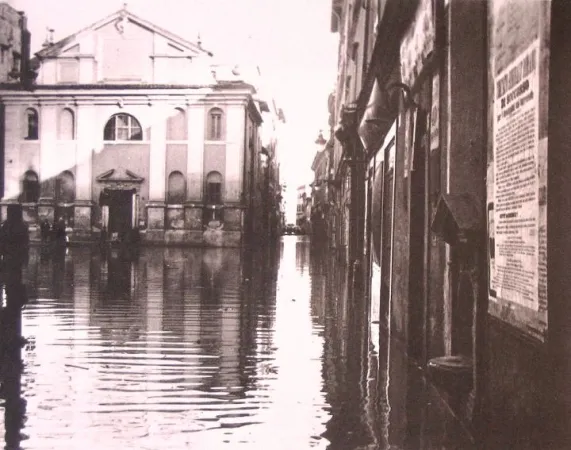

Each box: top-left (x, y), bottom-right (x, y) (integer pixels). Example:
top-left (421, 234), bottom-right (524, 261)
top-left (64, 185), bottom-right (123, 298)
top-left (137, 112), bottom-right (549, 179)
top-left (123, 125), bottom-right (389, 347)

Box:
top-left (0, 236), bottom-right (476, 449)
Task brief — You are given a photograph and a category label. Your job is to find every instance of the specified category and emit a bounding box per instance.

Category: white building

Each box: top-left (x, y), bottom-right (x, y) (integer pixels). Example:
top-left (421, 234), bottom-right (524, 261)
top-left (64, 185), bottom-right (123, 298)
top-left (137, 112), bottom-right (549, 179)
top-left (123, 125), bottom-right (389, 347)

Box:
top-left (0, 6), bottom-right (278, 247)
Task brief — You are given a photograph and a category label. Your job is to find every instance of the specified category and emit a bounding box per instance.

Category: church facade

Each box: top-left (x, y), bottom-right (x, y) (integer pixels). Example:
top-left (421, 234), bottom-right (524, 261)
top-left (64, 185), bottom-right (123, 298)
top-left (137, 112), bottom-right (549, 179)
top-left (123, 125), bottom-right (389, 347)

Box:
top-left (0, 7), bottom-right (273, 247)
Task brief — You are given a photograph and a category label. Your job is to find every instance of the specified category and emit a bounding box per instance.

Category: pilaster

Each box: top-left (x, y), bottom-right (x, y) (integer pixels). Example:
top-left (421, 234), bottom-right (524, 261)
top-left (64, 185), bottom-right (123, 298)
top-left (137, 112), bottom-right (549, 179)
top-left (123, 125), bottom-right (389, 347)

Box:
top-left (3, 104), bottom-right (21, 200)
top-left (187, 105), bottom-right (205, 201)
top-left (148, 110), bottom-right (166, 200)
top-left (39, 105), bottom-right (57, 200)
top-left (76, 104), bottom-right (96, 200)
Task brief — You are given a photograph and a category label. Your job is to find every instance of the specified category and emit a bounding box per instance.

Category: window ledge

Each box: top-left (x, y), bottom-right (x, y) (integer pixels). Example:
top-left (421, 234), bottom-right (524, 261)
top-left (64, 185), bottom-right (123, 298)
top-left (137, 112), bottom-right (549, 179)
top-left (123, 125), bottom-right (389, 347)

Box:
top-left (103, 140), bottom-right (149, 144)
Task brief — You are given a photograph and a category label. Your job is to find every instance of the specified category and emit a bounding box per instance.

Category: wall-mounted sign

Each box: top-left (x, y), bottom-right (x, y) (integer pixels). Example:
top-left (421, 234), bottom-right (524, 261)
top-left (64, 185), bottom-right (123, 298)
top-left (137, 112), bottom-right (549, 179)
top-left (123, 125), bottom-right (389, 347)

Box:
top-left (491, 39), bottom-right (540, 311)
top-left (488, 35), bottom-right (548, 341)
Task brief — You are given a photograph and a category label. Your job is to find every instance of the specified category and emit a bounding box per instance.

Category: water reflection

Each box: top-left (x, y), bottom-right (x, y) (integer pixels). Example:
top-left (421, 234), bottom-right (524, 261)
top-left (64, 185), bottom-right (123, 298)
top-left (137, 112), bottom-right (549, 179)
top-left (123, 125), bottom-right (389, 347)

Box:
top-left (0, 238), bottom-right (476, 449)
top-left (0, 256), bottom-right (29, 450)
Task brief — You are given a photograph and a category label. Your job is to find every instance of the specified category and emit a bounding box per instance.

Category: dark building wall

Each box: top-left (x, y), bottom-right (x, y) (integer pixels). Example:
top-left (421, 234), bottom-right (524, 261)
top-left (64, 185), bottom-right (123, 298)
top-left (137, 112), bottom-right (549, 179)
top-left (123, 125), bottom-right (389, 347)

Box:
top-left (549, 0), bottom-right (571, 441)
top-left (446, 0), bottom-right (487, 376)
top-left (390, 107), bottom-right (409, 342)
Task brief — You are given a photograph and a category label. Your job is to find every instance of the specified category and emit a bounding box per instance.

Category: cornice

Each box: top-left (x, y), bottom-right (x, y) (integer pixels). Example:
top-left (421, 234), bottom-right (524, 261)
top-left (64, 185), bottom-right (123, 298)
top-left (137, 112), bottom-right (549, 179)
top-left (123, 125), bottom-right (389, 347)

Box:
top-left (0, 88), bottom-right (254, 106)
top-left (42, 54), bottom-right (96, 60)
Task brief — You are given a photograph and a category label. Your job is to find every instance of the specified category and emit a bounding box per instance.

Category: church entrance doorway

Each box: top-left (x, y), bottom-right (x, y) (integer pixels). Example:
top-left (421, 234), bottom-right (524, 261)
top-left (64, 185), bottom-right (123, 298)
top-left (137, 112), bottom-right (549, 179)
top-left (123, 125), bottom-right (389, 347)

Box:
top-left (100, 188), bottom-right (138, 241)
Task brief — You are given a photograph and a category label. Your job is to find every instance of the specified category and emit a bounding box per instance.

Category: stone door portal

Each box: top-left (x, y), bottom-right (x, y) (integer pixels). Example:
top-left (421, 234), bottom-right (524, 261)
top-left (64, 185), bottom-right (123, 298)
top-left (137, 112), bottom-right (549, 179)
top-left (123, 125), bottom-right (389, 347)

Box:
top-left (105, 188), bottom-right (134, 238)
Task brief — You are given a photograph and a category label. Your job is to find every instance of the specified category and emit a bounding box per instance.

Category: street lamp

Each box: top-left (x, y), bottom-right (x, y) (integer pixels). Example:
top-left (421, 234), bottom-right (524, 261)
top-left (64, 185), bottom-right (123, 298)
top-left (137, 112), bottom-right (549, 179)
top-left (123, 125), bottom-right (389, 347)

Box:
top-left (314, 130), bottom-right (327, 152)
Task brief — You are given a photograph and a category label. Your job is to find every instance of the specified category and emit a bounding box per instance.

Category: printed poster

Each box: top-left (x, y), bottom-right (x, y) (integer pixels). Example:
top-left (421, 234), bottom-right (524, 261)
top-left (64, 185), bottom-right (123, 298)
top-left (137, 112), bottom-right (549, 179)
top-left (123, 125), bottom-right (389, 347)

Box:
top-left (491, 39), bottom-right (540, 311)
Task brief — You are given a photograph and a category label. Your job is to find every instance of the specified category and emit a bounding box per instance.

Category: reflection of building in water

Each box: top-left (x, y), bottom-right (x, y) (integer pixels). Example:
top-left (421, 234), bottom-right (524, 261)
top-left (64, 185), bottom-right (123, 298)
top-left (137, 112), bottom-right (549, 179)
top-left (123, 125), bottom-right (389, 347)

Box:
top-left (295, 239), bottom-right (309, 274)
top-left (1, 276), bottom-right (28, 449)
top-left (105, 251), bottom-right (135, 300)
top-left (319, 252), bottom-right (386, 449)
top-left (21, 246), bottom-right (258, 395)
top-left (198, 248), bottom-right (247, 391)
top-left (24, 247), bottom-right (74, 301)
top-left (201, 248), bottom-right (224, 304)
top-left (309, 250), bottom-right (327, 325)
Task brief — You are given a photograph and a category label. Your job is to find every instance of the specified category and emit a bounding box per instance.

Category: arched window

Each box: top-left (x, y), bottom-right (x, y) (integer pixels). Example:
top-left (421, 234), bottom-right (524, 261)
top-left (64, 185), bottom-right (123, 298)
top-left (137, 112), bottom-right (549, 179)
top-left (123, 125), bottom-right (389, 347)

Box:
top-left (58, 108), bottom-right (75, 140)
top-left (55, 171), bottom-right (75, 203)
top-left (22, 170), bottom-right (39, 203)
top-left (207, 108), bottom-right (223, 140)
top-left (24, 108), bottom-right (38, 140)
top-left (166, 108), bottom-right (187, 140)
top-left (167, 171), bottom-right (186, 204)
top-left (103, 113), bottom-right (143, 141)
top-left (205, 171), bottom-right (222, 204)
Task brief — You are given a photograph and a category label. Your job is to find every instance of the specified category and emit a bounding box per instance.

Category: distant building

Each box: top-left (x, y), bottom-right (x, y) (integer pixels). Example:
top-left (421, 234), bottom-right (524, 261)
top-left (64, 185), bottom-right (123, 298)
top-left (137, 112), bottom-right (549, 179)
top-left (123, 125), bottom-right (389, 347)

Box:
top-left (310, 137), bottom-right (331, 242)
top-left (238, 66), bottom-right (285, 241)
top-left (0, 3), bottom-right (33, 196)
top-left (296, 184), bottom-right (310, 233)
top-left (0, 6), bottom-right (279, 247)
top-left (0, 3), bottom-right (31, 85)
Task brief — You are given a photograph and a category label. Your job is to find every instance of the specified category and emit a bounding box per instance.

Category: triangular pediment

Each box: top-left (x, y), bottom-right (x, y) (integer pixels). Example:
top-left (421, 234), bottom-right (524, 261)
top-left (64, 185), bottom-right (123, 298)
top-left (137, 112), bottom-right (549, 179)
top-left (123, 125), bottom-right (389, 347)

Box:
top-left (36, 8), bottom-right (212, 60)
top-left (96, 168), bottom-right (144, 183)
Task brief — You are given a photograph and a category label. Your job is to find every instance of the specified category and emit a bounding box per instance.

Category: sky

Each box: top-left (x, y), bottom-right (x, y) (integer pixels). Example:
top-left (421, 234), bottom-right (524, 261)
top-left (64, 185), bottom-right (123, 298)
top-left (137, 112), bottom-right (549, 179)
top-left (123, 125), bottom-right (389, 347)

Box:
top-left (8, 0), bottom-right (340, 216)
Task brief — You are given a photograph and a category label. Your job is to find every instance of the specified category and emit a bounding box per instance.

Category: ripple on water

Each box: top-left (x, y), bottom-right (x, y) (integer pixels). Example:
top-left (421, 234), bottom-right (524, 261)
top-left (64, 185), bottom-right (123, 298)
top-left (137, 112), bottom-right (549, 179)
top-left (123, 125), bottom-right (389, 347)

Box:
top-left (0, 244), bottom-right (337, 450)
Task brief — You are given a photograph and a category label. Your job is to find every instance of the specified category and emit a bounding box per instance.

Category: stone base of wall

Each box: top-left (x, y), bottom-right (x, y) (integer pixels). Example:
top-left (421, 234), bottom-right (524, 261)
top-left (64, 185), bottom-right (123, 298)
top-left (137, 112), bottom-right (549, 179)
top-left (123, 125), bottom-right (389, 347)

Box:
top-left (70, 228), bottom-right (96, 243)
top-left (11, 200), bottom-right (245, 247)
top-left (142, 229), bottom-right (242, 247)
top-left (165, 230), bottom-right (203, 246)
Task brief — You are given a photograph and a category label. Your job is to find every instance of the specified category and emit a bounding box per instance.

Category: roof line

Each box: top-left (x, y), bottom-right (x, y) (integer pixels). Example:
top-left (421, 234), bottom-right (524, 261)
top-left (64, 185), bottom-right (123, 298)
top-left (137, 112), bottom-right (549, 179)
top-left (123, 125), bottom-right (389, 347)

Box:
top-left (0, 81), bottom-right (257, 91)
top-left (35, 8), bottom-right (213, 58)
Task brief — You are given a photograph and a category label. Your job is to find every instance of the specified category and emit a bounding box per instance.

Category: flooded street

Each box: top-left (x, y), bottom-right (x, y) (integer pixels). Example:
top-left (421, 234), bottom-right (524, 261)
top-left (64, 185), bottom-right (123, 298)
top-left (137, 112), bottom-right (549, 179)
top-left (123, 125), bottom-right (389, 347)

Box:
top-left (0, 237), bottom-right (475, 449)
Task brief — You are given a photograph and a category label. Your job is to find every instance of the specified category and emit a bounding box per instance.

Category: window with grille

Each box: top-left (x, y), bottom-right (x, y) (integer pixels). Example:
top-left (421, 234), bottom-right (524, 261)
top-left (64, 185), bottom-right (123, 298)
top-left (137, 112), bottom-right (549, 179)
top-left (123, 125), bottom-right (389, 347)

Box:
top-left (24, 108), bottom-right (38, 140)
top-left (22, 170), bottom-right (39, 203)
top-left (103, 113), bottom-right (143, 141)
top-left (208, 108), bottom-right (223, 140)
top-left (205, 171), bottom-right (222, 204)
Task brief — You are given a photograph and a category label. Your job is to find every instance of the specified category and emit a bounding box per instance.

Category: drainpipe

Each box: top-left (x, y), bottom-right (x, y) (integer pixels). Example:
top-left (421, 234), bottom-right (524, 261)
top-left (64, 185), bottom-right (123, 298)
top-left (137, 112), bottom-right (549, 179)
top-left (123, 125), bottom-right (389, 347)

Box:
top-left (242, 108), bottom-right (249, 242)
